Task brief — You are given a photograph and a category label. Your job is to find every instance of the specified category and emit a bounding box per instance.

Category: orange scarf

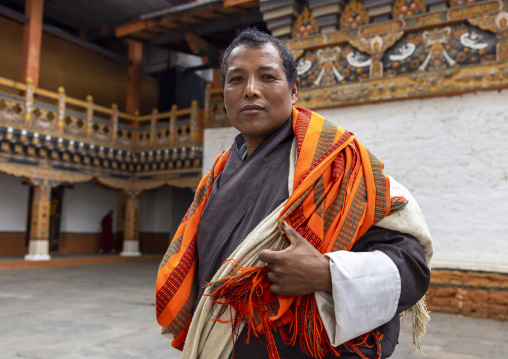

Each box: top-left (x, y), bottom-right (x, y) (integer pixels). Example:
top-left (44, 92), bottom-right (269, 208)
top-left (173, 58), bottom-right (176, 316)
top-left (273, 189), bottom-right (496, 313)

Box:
top-left (156, 107), bottom-right (405, 358)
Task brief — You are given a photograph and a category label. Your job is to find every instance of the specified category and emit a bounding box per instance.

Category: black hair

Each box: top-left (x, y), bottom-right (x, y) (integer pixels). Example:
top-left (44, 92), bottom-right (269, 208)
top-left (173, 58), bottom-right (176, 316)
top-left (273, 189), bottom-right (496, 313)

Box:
top-left (221, 28), bottom-right (297, 89)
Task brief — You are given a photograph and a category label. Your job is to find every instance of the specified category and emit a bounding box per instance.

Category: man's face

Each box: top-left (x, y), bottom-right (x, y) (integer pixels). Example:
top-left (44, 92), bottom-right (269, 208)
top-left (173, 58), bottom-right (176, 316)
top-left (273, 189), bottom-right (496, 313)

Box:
top-left (223, 43), bottom-right (299, 144)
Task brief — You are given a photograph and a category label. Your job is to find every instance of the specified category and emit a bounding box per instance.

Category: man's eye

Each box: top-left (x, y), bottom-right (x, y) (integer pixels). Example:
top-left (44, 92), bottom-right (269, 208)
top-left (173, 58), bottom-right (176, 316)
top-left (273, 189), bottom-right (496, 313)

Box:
top-left (262, 74), bottom-right (276, 80)
top-left (229, 76), bottom-right (242, 82)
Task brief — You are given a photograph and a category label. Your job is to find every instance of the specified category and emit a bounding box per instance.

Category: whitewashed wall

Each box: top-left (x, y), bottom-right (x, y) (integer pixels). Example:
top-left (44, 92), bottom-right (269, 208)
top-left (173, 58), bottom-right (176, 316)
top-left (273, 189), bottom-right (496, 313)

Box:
top-left (0, 173), bottom-right (29, 231)
top-left (203, 127), bottom-right (240, 173)
top-left (202, 90), bottom-right (508, 273)
top-left (60, 181), bottom-right (118, 233)
top-left (139, 186), bottom-right (194, 235)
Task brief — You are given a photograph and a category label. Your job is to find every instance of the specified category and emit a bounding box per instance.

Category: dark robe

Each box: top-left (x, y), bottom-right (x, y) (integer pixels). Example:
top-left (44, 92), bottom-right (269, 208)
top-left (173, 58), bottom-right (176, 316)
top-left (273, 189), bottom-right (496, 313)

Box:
top-left (196, 118), bottom-right (430, 358)
top-left (100, 213), bottom-right (114, 252)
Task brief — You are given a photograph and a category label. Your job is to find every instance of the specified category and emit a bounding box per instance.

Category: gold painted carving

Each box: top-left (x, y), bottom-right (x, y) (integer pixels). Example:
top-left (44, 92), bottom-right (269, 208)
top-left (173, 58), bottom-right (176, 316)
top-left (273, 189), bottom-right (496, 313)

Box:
top-left (410, 11), bottom-right (443, 28)
top-left (447, 1), bottom-right (502, 21)
top-left (350, 32), bottom-right (405, 55)
top-left (359, 21), bottom-right (405, 38)
top-left (468, 11), bottom-right (508, 33)
top-left (292, 8), bottom-right (319, 39)
top-left (291, 49), bottom-right (305, 61)
top-left (296, 62), bottom-right (508, 109)
top-left (340, 0), bottom-right (370, 30)
top-left (285, 34), bottom-right (327, 51)
top-left (392, 0), bottom-right (426, 19)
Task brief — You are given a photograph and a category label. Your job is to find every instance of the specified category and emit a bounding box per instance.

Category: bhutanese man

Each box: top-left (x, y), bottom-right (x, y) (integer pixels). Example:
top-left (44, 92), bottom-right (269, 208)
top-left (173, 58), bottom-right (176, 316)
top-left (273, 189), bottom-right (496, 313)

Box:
top-left (156, 28), bottom-right (433, 359)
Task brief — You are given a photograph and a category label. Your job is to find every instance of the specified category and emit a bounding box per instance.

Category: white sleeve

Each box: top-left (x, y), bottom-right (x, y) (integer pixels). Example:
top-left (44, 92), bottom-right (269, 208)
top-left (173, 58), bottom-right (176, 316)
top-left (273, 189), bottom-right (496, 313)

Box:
top-left (314, 250), bottom-right (401, 346)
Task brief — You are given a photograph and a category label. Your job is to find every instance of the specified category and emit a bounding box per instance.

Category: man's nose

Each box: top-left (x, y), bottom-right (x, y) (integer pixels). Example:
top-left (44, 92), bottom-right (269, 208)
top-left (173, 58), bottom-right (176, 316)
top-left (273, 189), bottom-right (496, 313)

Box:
top-left (244, 77), bottom-right (260, 98)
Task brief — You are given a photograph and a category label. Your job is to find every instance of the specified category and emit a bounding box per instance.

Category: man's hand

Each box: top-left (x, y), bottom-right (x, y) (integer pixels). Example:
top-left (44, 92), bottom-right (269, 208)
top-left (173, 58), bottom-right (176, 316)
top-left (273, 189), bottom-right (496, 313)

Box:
top-left (258, 222), bottom-right (332, 296)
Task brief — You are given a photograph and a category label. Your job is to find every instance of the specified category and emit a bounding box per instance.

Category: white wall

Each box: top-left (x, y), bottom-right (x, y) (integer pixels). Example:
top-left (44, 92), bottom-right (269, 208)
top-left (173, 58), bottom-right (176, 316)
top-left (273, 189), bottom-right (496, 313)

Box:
top-left (203, 126), bottom-right (240, 173)
top-left (0, 173), bottom-right (29, 231)
top-left (139, 186), bottom-right (194, 236)
top-left (60, 181), bottom-right (118, 233)
top-left (139, 186), bottom-right (173, 233)
top-left (202, 90), bottom-right (508, 272)
top-left (317, 90), bottom-right (508, 273)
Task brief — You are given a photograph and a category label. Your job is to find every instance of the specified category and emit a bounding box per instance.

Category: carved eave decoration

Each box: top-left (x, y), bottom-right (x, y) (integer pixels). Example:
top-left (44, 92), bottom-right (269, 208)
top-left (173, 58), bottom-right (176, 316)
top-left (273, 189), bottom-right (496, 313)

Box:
top-left (340, 0), bottom-right (370, 30)
top-left (280, 0), bottom-right (508, 110)
top-left (0, 162), bottom-right (93, 187)
top-left (292, 8), bottom-right (319, 39)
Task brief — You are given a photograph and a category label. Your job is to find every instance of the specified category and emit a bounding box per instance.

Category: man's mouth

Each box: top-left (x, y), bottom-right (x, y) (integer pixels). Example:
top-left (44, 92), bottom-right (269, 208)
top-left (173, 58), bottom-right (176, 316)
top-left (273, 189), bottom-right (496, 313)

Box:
top-left (241, 105), bottom-right (264, 113)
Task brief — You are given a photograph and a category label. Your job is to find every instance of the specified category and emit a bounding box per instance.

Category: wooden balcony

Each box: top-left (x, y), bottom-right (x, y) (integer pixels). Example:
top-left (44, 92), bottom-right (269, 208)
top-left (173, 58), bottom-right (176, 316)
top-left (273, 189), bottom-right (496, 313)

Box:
top-left (0, 76), bottom-right (204, 188)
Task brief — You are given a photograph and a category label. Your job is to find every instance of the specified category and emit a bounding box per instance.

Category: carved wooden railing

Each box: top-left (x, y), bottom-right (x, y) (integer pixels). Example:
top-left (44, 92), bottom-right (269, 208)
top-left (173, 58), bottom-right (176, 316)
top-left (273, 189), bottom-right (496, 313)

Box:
top-left (0, 76), bottom-right (203, 175)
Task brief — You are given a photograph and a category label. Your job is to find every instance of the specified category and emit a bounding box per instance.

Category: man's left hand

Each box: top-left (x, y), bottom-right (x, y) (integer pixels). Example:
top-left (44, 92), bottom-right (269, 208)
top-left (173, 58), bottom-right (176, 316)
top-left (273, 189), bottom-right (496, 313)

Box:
top-left (258, 222), bottom-right (332, 296)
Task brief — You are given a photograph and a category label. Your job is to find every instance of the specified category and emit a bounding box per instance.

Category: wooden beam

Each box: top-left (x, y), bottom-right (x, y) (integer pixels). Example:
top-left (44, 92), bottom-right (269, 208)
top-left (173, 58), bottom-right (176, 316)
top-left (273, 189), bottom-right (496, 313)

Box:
top-left (21, 0), bottom-right (44, 87)
top-left (151, 9), bottom-right (262, 46)
top-left (126, 40), bottom-right (143, 115)
top-left (116, 19), bottom-right (160, 37)
top-left (0, 4), bottom-right (29, 23)
top-left (224, 0), bottom-right (256, 7)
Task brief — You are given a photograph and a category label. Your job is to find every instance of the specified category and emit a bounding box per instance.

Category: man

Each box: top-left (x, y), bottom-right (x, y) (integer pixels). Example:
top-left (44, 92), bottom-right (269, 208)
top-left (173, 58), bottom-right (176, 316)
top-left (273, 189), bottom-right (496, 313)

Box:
top-left (99, 210), bottom-right (114, 254)
top-left (156, 29), bottom-right (432, 359)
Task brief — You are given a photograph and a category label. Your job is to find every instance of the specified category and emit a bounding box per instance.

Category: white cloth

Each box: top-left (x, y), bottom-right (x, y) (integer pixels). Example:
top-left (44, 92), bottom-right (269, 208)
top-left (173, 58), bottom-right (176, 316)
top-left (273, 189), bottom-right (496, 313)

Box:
top-left (315, 251), bottom-right (400, 346)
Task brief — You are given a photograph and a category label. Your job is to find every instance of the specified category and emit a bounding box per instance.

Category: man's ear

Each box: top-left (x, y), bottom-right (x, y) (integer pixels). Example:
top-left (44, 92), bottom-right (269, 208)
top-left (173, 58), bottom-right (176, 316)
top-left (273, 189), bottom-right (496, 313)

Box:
top-left (291, 79), bottom-right (300, 105)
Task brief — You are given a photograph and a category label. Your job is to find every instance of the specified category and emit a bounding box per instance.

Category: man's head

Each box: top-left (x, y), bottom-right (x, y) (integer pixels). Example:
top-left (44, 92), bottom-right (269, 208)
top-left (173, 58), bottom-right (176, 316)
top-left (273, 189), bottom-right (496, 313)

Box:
top-left (222, 29), bottom-right (299, 152)
top-left (221, 28), bottom-right (298, 89)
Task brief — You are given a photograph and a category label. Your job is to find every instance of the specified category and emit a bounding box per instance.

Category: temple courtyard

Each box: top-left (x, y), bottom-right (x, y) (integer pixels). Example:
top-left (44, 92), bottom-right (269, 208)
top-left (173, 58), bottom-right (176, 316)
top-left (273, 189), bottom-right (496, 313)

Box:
top-left (0, 258), bottom-right (506, 359)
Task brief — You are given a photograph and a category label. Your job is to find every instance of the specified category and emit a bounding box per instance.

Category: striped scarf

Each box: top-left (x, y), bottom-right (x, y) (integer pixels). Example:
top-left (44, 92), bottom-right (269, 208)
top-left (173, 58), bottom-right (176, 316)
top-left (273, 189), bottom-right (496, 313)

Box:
top-left (156, 107), bottom-right (406, 358)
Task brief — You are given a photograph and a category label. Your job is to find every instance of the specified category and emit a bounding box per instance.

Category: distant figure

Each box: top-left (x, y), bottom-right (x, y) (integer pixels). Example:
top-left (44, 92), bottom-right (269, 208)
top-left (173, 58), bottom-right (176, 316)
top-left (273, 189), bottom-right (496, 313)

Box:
top-left (99, 210), bottom-right (115, 254)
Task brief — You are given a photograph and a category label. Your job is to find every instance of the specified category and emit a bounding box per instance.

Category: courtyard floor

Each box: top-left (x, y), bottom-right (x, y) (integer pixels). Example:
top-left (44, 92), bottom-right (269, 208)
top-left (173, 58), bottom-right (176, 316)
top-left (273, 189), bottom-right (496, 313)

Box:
top-left (0, 259), bottom-right (506, 359)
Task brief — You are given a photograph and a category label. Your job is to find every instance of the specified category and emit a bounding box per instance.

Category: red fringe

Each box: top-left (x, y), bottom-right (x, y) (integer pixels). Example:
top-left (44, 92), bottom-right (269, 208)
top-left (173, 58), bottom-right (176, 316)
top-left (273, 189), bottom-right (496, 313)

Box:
top-left (207, 260), bottom-right (384, 359)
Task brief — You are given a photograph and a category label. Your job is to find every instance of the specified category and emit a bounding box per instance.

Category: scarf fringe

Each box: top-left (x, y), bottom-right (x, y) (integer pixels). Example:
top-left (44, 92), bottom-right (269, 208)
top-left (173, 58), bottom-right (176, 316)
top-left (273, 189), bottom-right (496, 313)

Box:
top-left (390, 196), bottom-right (408, 214)
top-left (401, 295), bottom-right (430, 354)
top-left (207, 261), bottom-right (384, 359)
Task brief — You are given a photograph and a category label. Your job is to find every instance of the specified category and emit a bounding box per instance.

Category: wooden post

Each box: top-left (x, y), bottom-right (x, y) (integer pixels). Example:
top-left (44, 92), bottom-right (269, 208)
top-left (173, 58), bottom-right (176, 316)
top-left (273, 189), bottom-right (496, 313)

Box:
top-left (132, 112), bottom-right (140, 150)
top-left (57, 87), bottom-right (65, 135)
top-left (86, 95), bottom-right (93, 140)
top-left (190, 100), bottom-right (199, 143)
top-left (169, 104), bottom-right (177, 146)
top-left (21, 0), bottom-right (44, 88)
top-left (25, 183), bottom-right (52, 260)
top-left (121, 192), bottom-right (141, 256)
top-left (25, 77), bottom-right (34, 128)
top-left (111, 103), bottom-right (119, 144)
top-left (126, 40), bottom-right (143, 115)
top-left (150, 108), bottom-right (158, 146)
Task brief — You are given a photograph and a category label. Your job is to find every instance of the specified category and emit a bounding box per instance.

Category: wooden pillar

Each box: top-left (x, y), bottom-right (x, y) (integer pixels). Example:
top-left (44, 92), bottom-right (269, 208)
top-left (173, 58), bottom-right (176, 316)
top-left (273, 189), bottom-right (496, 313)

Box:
top-left (21, 0), bottom-right (44, 87)
top-left (25, 183), bottom-right (52, 260)
top-left (126, 40), bottom-right (143, 115)
top-left (121, 192), bottom-right (141, 256)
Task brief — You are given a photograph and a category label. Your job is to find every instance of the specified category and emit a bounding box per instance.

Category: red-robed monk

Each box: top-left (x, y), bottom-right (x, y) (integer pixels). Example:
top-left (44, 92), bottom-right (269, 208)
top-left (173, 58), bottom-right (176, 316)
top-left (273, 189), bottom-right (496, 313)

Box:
top-left (156, 28), bottom-right (433, 359)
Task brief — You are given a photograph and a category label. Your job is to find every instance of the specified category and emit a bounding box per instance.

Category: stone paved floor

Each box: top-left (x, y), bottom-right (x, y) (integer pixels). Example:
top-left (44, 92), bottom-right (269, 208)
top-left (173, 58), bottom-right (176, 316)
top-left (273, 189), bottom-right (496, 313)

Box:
top-left (0, 260), bottom-right (506, 359)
